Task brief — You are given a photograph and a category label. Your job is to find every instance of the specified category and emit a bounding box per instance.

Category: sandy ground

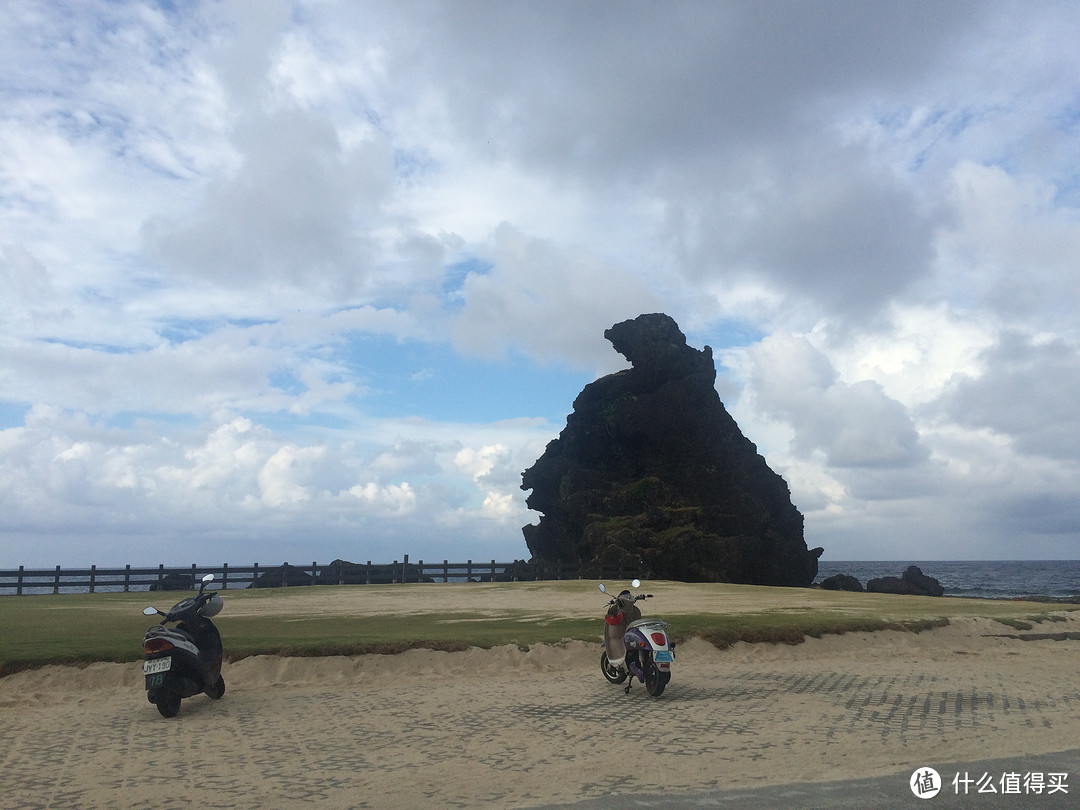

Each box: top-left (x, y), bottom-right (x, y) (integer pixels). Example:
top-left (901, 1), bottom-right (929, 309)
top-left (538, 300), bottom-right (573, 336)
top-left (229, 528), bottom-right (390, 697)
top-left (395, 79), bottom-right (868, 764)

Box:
top-left (216, 579), bottom-right (973, 620)
top-left (2, 610), bottom-right (1080, 809)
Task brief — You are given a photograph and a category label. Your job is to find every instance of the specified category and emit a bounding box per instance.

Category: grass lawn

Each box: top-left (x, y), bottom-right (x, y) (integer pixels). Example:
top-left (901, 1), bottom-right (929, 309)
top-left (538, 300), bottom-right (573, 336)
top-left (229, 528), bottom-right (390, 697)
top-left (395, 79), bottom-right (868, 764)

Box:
top-left (2, 581), bottom-right (1077, 676)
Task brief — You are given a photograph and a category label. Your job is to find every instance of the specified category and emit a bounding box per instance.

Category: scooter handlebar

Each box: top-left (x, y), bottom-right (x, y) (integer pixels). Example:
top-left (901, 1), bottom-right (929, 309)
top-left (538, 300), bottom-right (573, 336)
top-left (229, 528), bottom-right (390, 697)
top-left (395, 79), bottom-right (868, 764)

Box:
top-left (604, 592), bottom-right (654, 609)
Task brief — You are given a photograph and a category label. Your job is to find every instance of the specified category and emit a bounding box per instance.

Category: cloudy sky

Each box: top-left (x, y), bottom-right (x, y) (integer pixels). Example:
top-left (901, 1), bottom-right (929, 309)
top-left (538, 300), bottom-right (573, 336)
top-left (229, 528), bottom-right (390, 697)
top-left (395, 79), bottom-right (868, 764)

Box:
top-left (2, 1), bottom-right (1079, 567)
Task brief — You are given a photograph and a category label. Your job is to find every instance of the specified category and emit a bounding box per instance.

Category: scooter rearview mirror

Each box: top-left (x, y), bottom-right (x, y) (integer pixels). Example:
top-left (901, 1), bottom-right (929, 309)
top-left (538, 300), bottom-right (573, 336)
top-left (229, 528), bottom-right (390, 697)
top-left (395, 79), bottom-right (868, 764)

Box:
top-left (598, 583), bottom-right (606, 593)
top-left (631, 578), bottom-right (641, 588)
top-left (143, 606), bottom-right (159, 616)
top-left (202, 573), bottom-right (215, 583)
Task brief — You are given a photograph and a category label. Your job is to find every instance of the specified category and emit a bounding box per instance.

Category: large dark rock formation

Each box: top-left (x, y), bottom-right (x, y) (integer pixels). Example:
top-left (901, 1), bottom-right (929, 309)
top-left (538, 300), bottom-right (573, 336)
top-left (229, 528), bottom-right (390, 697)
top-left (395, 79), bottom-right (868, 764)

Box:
top-left (520, 313), bottom-right (823, 585)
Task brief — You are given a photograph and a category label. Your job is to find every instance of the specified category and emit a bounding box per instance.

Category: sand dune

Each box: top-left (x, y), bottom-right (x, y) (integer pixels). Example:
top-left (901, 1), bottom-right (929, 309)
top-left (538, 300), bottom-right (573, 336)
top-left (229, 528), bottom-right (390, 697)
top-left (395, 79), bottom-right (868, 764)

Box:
top-left (3, 613), bottom-right (1080, 808)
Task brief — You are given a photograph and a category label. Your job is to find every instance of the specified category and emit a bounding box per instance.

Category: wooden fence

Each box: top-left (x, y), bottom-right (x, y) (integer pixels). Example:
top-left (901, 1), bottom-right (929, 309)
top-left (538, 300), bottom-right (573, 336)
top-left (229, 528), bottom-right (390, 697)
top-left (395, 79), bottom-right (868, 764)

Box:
top-left (0, 556), bottom-right (641, 595)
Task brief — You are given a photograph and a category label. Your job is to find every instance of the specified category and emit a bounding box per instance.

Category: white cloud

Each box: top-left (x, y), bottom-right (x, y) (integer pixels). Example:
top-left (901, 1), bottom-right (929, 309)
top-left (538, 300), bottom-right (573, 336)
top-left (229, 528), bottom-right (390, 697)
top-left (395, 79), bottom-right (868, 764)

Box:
top-left (939, 161), bottom-right (1080, 329)
top-left (347, 481), bottom-right (416, 516)
top-left (455, 444), bottom-right (509, 482)
top-left (258, 444), bottom-right (326, 507)
top-left (480, 491), bottom-right (515, 521)
top-left (452, 223), bottom-right (665, 367)
top-left (742, 332), bottom-right (927, 469)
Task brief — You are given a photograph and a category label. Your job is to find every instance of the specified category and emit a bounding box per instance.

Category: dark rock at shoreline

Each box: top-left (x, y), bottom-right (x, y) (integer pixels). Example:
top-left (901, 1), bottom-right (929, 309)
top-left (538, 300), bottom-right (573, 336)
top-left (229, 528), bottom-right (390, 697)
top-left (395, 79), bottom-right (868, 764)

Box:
top-left (819, 573), bottom-right (864, 592)
top-left (316, 558), bottom-right (432, 585)
top-left (149, 572), bottom-right (196, 591)
top-left (249, 560), bottom-right (437, 587)
top-left (318, 558), bottom-right (375, 585)
top-left (866, 565), bottom-right (944, 597)
top-left (248, 563), bottom-right (315, 588)
top-left (520, 312), bottom-right (823, 586)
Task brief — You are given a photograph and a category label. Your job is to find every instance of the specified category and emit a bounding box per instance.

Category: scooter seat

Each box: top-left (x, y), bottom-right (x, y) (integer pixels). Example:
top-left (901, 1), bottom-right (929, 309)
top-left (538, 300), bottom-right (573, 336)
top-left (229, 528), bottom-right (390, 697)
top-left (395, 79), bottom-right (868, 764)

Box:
top-left (627, 618), bottom-right (668, 629)
top-left (145, 626), bottom-right (200, 656)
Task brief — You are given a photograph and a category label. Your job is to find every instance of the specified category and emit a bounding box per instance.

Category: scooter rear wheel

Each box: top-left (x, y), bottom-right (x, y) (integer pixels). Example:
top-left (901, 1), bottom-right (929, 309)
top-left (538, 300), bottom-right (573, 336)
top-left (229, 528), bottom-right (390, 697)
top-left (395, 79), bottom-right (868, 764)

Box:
top-left (156, 690), bottom-right (181, 718)
top-left (600, 651), bottom-right (627, 684)
top-left (205, 674), bottom-right (225, 700)
top-left (644, 663), bottom-right (670, 697)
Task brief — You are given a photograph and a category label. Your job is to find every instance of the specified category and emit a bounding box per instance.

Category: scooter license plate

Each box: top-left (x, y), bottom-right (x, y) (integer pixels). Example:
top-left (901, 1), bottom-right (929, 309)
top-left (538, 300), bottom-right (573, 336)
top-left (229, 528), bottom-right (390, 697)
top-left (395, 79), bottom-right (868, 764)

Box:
top-left (653, 650), bottom-right (674, 663)
top-left (143, 657), bottom-right (171, 675)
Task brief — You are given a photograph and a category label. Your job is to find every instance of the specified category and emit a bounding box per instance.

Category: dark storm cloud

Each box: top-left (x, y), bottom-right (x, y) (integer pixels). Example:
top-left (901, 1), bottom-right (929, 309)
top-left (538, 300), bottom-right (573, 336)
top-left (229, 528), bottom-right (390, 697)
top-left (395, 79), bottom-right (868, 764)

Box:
top-left (937, 332), bottom-right (1080, 461)
top-left (363, 1), bottom-right (981, 321)
top-left (411, 0), bottom-right (986, 172)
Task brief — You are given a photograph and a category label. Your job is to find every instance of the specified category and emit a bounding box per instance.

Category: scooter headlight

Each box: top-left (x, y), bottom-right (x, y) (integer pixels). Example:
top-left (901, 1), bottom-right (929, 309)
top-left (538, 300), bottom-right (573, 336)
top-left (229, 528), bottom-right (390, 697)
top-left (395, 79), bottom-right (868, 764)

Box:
top-left (143, 637), bottom-right (174, 655)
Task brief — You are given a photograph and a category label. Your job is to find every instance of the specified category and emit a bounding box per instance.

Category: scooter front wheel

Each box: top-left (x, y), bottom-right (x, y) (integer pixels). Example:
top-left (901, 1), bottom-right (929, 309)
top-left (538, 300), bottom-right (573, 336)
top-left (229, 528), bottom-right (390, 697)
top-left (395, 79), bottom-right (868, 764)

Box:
top-left (600, 651), bottom-right (627, 684)
top-left (644, 663), bottom-right (670, 697)
top-left (156, 690), bottom-right (181, 718)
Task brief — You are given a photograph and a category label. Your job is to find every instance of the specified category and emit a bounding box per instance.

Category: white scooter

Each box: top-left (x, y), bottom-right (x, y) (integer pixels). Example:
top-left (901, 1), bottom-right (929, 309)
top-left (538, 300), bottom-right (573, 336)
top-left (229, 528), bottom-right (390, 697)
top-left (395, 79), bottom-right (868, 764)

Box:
top-left (598, 579), bottom-right (674, 696)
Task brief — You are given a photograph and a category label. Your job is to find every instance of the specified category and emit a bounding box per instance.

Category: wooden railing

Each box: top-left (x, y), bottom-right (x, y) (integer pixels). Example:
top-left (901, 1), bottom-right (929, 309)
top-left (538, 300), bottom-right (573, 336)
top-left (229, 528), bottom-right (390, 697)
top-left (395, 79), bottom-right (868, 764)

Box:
top-left (0, 556), bottom-right (641, 595)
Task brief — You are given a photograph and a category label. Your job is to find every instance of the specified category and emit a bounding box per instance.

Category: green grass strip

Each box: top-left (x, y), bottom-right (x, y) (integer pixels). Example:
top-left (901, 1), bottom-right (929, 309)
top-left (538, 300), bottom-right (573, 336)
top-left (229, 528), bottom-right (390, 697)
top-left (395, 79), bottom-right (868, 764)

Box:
top-left (2, 583), bottom-right (1076, 677)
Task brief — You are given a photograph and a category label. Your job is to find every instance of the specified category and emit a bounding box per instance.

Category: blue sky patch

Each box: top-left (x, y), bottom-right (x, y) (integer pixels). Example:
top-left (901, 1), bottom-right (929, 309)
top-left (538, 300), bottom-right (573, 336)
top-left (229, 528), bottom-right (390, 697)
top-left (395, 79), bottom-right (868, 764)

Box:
top-left (345, 334), bottom-right (591, 423)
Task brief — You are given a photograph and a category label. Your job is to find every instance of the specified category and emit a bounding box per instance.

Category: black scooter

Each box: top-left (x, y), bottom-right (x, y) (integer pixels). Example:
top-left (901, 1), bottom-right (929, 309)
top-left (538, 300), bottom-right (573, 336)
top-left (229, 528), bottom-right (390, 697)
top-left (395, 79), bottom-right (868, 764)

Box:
top-left (141, 573), bottom-right (226, 718)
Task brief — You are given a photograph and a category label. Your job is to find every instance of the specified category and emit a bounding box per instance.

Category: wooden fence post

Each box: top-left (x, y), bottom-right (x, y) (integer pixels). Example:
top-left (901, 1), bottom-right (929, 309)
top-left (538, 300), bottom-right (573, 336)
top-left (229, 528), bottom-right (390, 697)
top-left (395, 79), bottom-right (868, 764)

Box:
top-left (253, 562), bottom-right (260, 588)
top-left (418, 559), bottom-right (423, 583)
top-left (443, 559), bottom-right (449, 582)
top-left (365, 561), bottom-right (371, 585)
top-left (222, 562), bottom-right (229, 589)
top-left (466, 559), bottom-right (472, 581)
top-left (124, 564), bottom-right (131, 592)
top-left (17, 565), bottom-right (23, 596)
top-left (54, 564), bottom-right (61, 594)
top-left (403, 554), bottom-right (409, 584)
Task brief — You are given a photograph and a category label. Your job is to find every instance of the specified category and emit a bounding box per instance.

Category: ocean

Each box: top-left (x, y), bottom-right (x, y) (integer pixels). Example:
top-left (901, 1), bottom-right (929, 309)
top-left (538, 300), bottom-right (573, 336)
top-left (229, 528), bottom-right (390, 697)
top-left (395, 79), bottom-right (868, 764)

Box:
top-left (816, 560), bottom-right (1080, 600)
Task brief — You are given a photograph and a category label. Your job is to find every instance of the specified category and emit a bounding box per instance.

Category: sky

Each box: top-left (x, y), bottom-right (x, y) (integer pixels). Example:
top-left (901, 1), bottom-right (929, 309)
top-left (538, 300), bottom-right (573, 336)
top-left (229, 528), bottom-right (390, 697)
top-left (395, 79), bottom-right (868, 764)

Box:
top-left (2, 1), bottom-right (1080, 567)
